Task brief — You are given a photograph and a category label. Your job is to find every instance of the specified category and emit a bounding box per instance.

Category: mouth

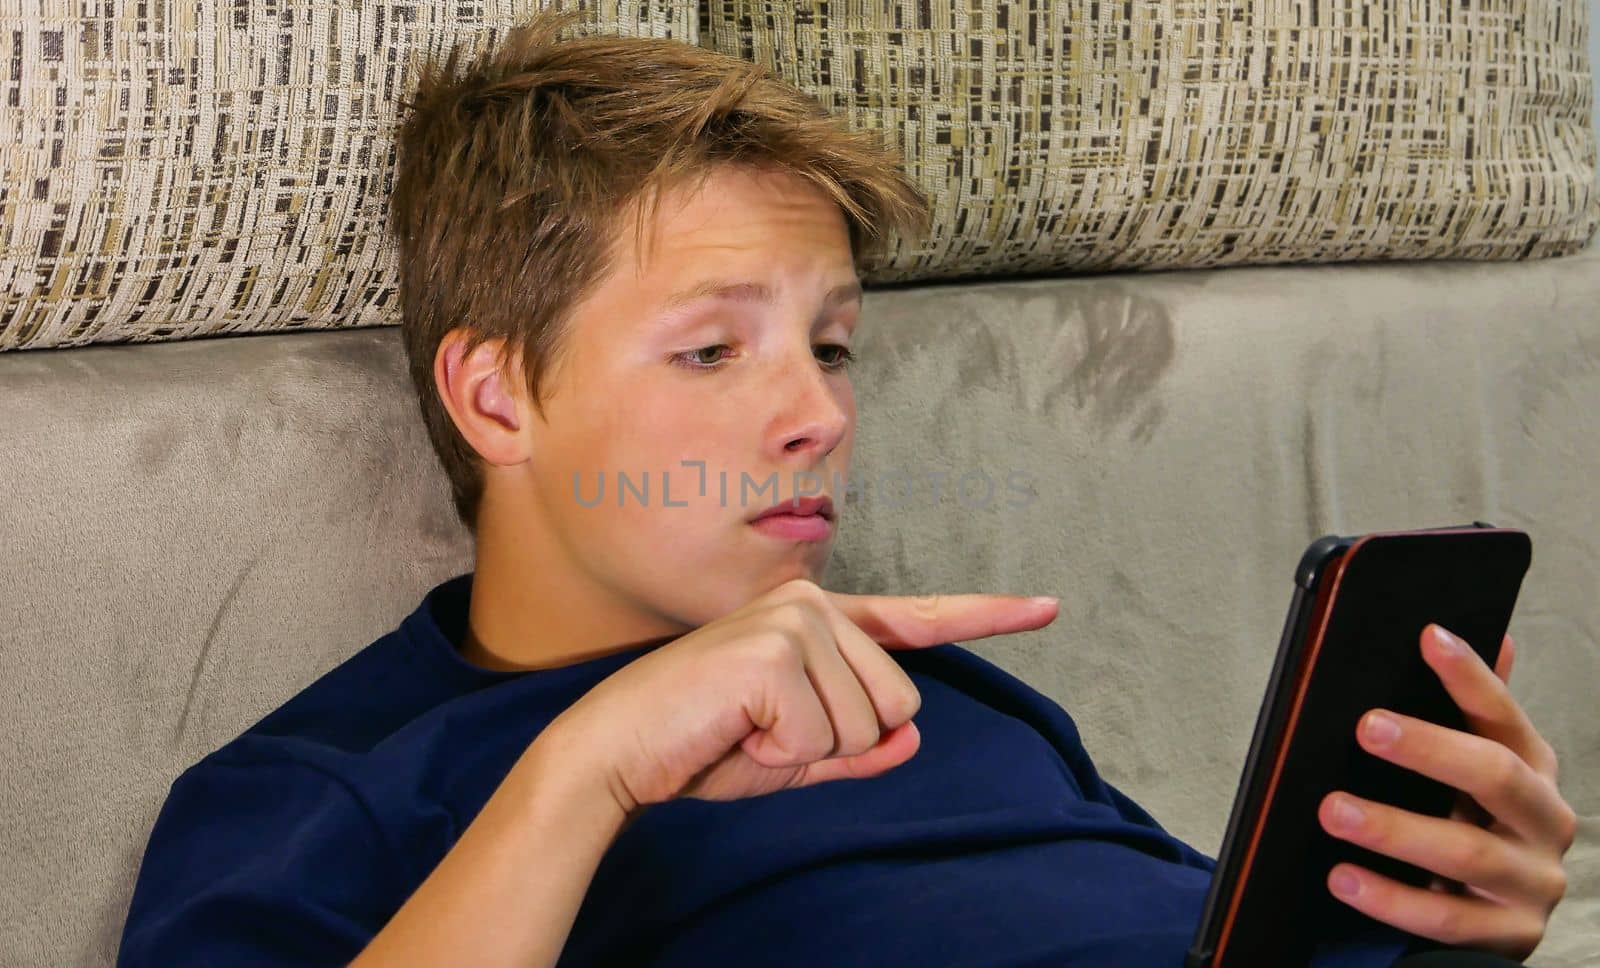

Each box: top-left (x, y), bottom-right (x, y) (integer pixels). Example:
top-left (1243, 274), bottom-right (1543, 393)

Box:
top-left (748, 495), bottom-right (836, 542)
top-left (748, 495), bottom-right (835, 523)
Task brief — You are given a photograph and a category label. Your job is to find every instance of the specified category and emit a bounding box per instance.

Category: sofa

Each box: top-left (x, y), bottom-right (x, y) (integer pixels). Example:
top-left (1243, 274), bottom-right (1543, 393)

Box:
top-left (3, 1), bottom-right (1598, 965)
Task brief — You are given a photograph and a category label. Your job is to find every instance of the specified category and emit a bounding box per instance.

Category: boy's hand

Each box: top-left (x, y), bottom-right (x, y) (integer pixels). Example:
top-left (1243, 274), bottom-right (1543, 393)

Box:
top-left (1316, 624), bottom-right (1577, 960)
top-left (542, 578), bottom-right (1060, 814)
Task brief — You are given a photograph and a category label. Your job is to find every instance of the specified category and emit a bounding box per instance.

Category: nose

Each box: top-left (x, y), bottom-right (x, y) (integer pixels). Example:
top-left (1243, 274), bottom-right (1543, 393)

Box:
top-left (767, 346), bottom-right (851, 462)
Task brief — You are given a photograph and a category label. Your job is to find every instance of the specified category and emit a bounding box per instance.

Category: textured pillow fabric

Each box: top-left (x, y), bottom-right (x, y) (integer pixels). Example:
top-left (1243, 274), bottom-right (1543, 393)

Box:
top-left (703, 0), bottom-right (1600, 284)
top-left (0, 0), bottom-right (695, 352)
top-left (5, 1), bottom-right (1596, 351)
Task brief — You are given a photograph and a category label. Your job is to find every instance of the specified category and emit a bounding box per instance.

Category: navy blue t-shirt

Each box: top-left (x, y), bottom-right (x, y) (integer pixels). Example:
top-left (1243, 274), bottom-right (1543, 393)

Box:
top-left (119, 573), bottom-right (1413, 966)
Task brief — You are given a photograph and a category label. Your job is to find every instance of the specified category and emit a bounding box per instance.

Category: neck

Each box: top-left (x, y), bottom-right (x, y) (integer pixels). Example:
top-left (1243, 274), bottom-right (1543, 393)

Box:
top-left (461, 491), bottom-right (690, 673)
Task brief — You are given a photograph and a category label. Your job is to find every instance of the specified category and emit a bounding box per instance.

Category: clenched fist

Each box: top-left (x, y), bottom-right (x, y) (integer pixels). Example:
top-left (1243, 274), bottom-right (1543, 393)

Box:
top-left (540, 578), bottom-right (1061, 814)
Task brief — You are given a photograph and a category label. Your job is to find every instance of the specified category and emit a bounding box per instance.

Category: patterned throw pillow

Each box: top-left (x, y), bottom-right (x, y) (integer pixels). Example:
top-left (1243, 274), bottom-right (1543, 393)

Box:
top-left (703, 0), bottom-right (1600, 284)
top-left (5, 1), bottom-right (1596, 350)
top-left (0, 0), bottom-right (694, 351)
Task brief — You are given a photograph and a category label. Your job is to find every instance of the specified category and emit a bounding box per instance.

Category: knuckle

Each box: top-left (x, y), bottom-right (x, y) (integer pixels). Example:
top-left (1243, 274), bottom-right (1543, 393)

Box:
top-left (1449, 832), bottom-right (1496, 880)
top-left (1485, 745), bottom-right (1525, 796)
top-left (1514, 916), bottom-right (1545, 956)
top-left (1556, 801), bottom-right (1579, 854)
top-left (909, 592), bottom-right (942, 621)
top-left (1357, 806), bottom-right (1389, 851)
top-left (1545, 861), bottom-right (1569, 904)
top-left (837, 720), bottom-right (882, 757)
top-left (770, 601), bottom-right (820, 636)
top-left (779, 577), bottom-right (827, 604)
top-left (882, 680), bottom-right (922, 727)
top-left (900, 681), bottom-right (923, 720)
top-left (753, 627), bottom-right (804, 670)
top-left (1428, 903), bottom-right (1468, 943)
top-left (795, 725), bottom-right (836, 763)
top-left (1535, 739), bottom-right (1560, 781)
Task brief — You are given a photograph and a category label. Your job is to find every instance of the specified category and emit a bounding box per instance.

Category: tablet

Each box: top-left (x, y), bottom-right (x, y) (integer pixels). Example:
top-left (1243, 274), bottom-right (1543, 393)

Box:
top-left (1185, 523), bottom-right (1532, 968)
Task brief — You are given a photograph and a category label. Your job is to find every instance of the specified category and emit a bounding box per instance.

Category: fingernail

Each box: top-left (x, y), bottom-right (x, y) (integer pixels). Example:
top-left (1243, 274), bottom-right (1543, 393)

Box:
top-left (1434, 625), bottom-right (1467, 656)
top-left (1330, 867), bottom-right (1361, 898)
top-left (1030, 596), bottom-right (1059, 607)
top-left (1329, 795), bottom-right (1365, 830)
top-left (1363, 711), bottom-right (1401, 746)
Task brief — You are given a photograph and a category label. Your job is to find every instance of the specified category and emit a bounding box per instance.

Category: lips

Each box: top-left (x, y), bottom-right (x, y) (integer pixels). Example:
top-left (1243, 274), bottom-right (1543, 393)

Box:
top-left (749, 498), bottom-right (835, 543)
top-left (749, 495), bottom-right (835, 522)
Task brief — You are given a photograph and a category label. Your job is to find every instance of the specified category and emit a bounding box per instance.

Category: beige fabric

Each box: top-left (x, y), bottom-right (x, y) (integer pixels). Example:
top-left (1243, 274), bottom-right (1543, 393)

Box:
top-left (2, 245), bottom-right (1598, 965)
top-left (0, 0), bottom-right (695, 352)
top-left (6, 2), bottom-right (1597, 353)
top-left (705, 0), bottom-right (1600, 284)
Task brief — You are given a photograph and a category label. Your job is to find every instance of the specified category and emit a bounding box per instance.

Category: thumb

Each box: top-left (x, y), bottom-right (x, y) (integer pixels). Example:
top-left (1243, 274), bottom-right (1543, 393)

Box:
top-left (792, 720), bottom-right (922, 787)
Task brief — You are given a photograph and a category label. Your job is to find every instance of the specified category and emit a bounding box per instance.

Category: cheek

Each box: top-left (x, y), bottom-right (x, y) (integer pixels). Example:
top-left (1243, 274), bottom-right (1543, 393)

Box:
top-left (582, 385), bottom-right (742, 525)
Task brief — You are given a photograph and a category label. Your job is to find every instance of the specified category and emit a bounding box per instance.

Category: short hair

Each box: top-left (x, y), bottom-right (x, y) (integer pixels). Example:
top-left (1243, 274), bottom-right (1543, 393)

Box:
top-left (387, 7), bottom-right (932, 534)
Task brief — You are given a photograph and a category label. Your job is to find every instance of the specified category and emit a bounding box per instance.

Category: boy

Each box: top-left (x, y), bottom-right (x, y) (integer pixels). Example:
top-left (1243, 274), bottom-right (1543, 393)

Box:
top-left (118, 10), bottom-right (1573, 966)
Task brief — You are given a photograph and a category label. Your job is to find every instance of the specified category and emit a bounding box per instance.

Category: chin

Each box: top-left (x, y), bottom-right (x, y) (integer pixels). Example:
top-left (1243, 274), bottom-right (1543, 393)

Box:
top-left (766, 553), bottom-right (832, 588)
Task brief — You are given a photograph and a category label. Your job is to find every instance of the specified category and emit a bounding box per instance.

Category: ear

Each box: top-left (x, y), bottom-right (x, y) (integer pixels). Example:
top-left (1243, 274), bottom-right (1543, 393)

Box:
top-left (433, 329), bottom-right (531, 467)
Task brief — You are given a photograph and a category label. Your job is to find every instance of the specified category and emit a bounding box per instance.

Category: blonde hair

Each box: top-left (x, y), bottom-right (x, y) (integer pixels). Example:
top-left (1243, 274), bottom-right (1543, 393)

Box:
top-left (388, 7), bottom-right (931, 533)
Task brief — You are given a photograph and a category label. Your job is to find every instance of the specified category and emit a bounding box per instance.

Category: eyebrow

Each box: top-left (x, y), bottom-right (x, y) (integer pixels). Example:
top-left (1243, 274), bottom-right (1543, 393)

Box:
top-left (657, 278), bottom-right (864, 314)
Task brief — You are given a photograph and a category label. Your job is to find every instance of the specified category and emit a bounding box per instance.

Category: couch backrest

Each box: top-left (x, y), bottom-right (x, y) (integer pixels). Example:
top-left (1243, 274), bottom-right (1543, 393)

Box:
top-left (7, 0), bottom-right (1596, 351)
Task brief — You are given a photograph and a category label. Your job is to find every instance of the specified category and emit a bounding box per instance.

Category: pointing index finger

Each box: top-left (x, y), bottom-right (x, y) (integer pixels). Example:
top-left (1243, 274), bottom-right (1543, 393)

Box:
top-left (825, 591), bottom-right (1060, 649)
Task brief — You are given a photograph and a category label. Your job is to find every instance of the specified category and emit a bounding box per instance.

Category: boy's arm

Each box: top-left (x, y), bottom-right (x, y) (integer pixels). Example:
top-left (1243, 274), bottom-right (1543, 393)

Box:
top-left (352, 718), bottom-right (631, 968)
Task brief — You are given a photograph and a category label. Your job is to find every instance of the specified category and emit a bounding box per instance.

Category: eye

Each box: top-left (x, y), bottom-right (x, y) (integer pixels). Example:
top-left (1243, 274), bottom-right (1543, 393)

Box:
top-left (815, 343), bottom-right (856, 371)
top-left (670, 345), bottom-right (733, 372)
top-left (669, 343), bottom-right (857, 373)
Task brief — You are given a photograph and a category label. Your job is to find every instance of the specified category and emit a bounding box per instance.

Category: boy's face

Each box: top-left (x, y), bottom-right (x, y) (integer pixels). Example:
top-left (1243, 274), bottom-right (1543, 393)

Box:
top-left (507, 163), bottom-right (860, 629)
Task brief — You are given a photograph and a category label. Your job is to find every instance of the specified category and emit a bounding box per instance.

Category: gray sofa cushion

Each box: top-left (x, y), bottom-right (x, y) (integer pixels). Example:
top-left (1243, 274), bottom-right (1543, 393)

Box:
top-left (3, 245), bottom-right (1598, 964)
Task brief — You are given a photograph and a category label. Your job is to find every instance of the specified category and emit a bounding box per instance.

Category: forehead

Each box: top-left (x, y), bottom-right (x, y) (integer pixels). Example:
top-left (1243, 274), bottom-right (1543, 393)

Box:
top-left (617, 165), bottom-right (855, 285)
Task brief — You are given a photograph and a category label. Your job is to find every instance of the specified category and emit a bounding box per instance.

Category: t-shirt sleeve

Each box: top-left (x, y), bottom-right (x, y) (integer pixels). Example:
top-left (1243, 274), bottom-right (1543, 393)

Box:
top-left (913, 643), bottom-right (1219, 873)
top-left (118, 753), bottom-right (403, 966)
